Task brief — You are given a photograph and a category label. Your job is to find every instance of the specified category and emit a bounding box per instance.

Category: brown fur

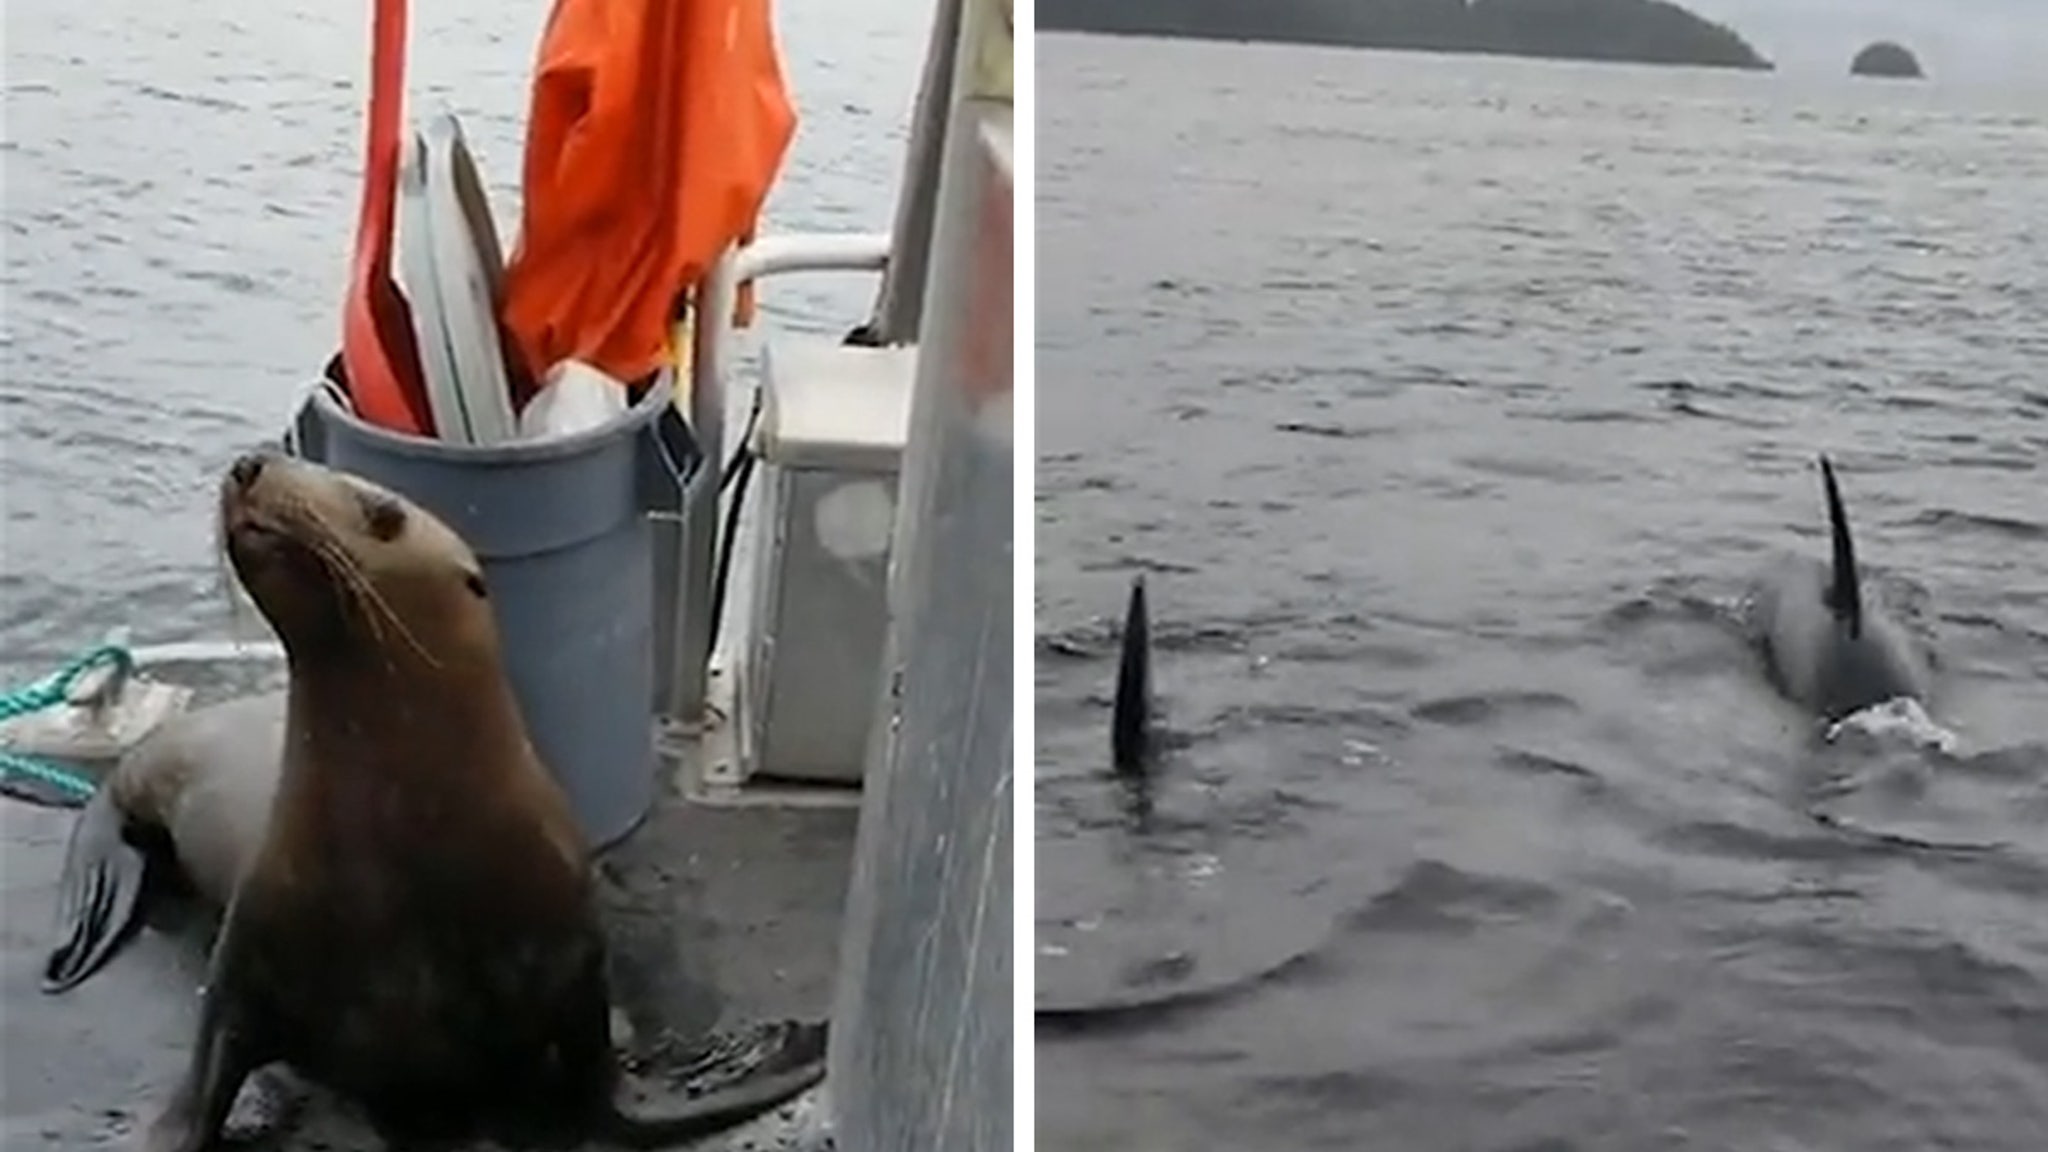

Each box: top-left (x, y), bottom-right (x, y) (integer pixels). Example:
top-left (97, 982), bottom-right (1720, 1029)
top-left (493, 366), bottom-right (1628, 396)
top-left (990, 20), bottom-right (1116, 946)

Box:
top-left (138, 453), bottom-right (823, 1152)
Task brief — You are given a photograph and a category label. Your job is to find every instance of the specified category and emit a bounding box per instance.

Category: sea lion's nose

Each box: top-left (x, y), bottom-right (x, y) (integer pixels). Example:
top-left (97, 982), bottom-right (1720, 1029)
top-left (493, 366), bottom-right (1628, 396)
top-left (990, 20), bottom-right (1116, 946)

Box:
top-left (229, 453), bottom-right (269, 491)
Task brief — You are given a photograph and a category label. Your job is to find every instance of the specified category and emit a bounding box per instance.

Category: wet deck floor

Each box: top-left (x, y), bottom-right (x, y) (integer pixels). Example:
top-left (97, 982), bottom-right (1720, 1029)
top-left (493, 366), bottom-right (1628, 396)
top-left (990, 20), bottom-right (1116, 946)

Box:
top-left (0, 759), bottom-right (859, 1150)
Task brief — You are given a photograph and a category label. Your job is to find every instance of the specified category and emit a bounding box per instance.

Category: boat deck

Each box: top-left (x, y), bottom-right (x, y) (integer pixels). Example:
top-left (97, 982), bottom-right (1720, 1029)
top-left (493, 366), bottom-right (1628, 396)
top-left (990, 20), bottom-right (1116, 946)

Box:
top-left (0, 708), bottom-right (858, 1151)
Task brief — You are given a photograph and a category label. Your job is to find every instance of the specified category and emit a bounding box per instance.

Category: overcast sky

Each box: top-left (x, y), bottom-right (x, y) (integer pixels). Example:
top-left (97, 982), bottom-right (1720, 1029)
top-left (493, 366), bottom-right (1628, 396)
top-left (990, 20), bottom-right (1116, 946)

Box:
top-left (1682, 0), bottom-right (2047, 86)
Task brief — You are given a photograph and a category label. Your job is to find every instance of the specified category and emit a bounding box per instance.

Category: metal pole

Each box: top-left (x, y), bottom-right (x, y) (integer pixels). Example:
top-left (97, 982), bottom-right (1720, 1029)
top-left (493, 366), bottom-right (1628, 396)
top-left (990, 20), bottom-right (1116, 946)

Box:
top-left (857, 0), bottom-right (965, 346)
top-left (826, 0), bottom-right (1012, 1147)
top-left (667, 259), bottom-right (737, 724)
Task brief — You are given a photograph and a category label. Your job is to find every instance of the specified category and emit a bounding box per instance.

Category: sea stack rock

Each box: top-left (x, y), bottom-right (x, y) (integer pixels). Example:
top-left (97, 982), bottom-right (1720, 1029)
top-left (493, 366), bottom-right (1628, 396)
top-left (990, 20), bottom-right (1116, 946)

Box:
top-left (1850, 41), bottom-right (1924, 79)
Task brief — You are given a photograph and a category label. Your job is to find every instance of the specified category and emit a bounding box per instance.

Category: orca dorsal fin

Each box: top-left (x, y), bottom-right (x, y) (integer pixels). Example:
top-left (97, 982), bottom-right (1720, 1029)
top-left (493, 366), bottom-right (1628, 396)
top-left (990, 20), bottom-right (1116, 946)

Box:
top-left (1112, 574), bottom-right (1152, 775)
top-left (1819, 455), bottom-right (1864, 639)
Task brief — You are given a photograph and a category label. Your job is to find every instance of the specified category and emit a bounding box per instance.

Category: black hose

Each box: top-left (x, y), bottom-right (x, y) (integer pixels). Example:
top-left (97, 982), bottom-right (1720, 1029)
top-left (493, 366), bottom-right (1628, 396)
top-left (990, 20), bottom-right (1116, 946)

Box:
top-left (705, 391), bottom-right (766, 658)
top-left (705, 449), bottom-right (755, 660)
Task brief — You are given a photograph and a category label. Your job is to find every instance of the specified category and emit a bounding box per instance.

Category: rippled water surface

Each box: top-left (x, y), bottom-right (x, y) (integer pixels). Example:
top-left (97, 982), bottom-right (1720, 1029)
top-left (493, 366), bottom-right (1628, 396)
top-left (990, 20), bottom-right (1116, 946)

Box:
top-left (1037, 32), bottom-right (2048, 1152)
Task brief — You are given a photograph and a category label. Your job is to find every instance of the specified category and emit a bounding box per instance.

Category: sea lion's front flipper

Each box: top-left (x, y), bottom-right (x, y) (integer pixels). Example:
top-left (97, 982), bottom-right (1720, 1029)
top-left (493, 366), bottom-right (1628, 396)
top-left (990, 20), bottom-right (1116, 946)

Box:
top-left (221, 1064), bottom-right (312, 1145)
top-left (42, 786), bottom-right (151, 993)
top-left (142, 928), bottom-right (265, 1152)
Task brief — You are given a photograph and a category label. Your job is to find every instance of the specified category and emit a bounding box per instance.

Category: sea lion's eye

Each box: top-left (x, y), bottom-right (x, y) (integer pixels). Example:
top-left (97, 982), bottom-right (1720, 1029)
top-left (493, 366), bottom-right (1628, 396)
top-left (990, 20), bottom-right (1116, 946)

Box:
top-left (362, 496), bottom-right (407, 542)
top-left (465, 572), bottom-right (488, 599)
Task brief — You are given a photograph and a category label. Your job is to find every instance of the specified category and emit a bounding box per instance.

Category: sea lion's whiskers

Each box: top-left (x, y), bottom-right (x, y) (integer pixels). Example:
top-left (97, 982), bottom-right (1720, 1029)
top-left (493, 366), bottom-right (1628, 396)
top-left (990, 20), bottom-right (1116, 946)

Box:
top-left (254, 489), bottom-right (404, 663)
top-left (303, 533), bottom-right (394, 646)
top-left (301, 526), bottom-right (439, 671)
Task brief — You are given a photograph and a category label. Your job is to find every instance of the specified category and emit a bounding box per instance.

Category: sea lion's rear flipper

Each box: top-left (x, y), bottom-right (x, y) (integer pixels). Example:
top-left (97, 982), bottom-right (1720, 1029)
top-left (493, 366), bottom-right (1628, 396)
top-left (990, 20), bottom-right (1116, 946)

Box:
top-left (603, 1018), bottom-right (829, 1147)
top-left (1819, 455), bottom-right (1864, 638)
top-left (1112, 573), bottom-right (1152, 776)
top-left (556, 930), bottom-right (826, 1147)
top-left (42, 786), bottom-right (151, 993)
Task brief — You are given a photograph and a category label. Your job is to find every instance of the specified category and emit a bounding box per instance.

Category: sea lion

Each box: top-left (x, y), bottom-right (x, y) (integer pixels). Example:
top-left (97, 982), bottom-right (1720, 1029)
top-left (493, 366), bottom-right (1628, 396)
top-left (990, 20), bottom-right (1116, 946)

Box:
top-left (1112, 574), bottom-right (1152, 777)
top-left (133, 451), bottom-right (824, 1152)
top-left (43, 691), bottom-right (286, 993)
top-left (1753, 454), bottom-right (1933, 722)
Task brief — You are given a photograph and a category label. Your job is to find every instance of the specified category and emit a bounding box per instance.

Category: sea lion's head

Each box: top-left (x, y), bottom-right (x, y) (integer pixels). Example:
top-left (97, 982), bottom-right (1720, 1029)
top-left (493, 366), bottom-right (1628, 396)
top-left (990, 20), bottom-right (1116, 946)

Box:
top-left (220, 452), bottom-right (495, 666)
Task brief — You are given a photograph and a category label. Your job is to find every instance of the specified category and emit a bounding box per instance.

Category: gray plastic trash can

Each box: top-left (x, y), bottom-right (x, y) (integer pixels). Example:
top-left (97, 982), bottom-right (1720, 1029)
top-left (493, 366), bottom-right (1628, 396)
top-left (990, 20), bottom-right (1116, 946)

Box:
top-left (286, 377), bottom-right (698, 851)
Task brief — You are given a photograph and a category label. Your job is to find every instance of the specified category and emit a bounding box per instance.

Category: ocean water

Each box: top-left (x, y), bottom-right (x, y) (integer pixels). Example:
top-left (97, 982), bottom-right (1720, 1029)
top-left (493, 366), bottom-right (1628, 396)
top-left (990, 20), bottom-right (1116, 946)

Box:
top-left (1037, 32), bottom-right (2048, 1152)
top-left (0, 0), bottom-right (921, 682)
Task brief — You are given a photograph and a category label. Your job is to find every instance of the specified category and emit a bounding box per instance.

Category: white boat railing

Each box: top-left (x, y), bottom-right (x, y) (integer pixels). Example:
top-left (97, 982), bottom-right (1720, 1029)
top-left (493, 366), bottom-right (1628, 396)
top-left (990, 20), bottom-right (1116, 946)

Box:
top-left (123, 641), bottom-right (284, 668)
top-left (664, 232), bottom-right (894, 724)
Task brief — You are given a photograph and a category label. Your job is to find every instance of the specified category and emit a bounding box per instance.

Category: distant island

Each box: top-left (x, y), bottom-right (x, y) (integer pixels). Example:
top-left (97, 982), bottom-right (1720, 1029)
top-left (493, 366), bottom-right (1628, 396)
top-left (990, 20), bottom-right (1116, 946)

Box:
top-left (1040, 0), bottom-right (1774, 71)
top-left (1850, 41), bottom-right (1924, 80)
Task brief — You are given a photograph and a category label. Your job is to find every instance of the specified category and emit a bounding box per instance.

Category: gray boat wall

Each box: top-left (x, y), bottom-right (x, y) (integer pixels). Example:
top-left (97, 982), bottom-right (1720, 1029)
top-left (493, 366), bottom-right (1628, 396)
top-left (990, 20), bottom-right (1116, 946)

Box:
top-left (825, 0), bottom-right (1013, 1147)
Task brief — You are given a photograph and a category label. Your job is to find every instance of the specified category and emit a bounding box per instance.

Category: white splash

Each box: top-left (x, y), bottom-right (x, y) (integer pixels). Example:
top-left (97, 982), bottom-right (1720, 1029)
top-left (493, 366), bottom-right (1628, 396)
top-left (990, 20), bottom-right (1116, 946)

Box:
top-left (1825, 696), bottom-right (1960, 756)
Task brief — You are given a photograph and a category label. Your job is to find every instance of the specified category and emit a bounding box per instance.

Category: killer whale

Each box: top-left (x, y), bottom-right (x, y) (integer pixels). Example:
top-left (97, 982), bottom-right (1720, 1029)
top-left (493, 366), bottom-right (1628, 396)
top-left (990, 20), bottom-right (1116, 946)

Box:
top-left (1112, 574), bottom-right (1152, 775)
top-left (1753, 455), bottom-right (1932, 722)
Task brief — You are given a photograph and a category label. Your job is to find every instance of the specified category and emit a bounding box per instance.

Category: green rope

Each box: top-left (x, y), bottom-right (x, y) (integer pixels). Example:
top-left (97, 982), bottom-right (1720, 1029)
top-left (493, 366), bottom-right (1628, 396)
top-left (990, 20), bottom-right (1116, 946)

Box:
top-left (0, 644), bottom-right (134, 801)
